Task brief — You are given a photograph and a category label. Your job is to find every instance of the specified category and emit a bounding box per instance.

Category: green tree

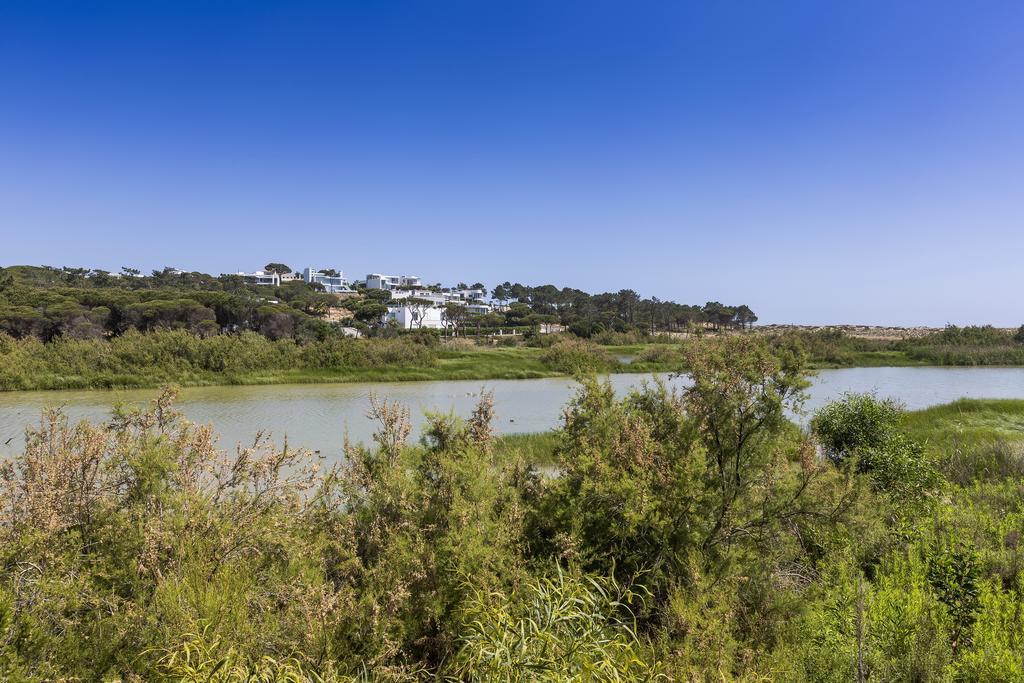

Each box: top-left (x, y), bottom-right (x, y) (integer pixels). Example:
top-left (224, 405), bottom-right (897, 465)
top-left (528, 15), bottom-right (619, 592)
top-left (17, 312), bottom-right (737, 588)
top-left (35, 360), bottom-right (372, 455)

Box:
top-left (734, 304), bottom-right (757, 329)
top-left (351, 299), bottom-right (388, 328)
top-left (443, 302), bottom-right (468, 336)
top-left (263, 262), bottom-right (291, 274)
top-left (403, 297), bottom-right (435, 329)
top-left (492, 281), bottom-right (512, 305)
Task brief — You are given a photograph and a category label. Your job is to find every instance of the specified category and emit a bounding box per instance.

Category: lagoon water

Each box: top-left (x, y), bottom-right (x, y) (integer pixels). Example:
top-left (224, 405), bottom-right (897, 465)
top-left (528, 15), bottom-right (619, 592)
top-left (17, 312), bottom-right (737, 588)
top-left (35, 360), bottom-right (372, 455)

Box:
top-left (2, 367), bottom-right (1024, 460)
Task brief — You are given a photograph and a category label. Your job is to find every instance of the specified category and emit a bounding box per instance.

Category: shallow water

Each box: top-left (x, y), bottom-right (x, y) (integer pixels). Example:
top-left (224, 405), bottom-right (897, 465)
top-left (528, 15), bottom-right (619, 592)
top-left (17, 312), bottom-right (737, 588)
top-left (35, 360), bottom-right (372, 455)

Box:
top-left (1, 367), bottom-right (1023, 461)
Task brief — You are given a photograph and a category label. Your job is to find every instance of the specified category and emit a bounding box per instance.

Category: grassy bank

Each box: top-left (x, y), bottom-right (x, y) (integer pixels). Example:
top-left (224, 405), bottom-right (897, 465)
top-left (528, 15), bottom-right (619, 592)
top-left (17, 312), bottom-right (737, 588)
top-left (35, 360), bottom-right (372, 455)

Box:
top-left (3, 326), bottom-right (1024, 392)
top-left (0, 333), bottom-right (665, 392)
top-left (902, 398), bottom-right (1024, 447)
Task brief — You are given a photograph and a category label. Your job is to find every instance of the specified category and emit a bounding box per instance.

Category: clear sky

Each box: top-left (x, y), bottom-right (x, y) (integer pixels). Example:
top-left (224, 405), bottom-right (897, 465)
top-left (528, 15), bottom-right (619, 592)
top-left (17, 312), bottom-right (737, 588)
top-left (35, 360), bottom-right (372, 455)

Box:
top-left (2, 1), bottom-right (1022, 325)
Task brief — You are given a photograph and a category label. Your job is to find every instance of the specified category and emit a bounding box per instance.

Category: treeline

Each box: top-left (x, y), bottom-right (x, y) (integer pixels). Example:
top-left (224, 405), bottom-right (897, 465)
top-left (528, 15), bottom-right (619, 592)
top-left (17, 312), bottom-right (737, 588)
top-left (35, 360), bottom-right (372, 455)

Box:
top-left (0, 265), bottom-right (340, 343)
top-left (0, 265), bottom-right (757, 342)
top-left (490, 281), bottom-right (757, 336)
top-left (2, 338), bottom-right (1024, 679)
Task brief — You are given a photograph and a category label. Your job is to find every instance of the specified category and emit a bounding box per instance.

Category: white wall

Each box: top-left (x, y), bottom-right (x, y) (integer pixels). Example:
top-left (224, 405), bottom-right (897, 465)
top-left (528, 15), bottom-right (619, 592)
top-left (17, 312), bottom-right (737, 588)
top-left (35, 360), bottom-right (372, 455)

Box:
top-left (385, 304), bottom-right (446, 329)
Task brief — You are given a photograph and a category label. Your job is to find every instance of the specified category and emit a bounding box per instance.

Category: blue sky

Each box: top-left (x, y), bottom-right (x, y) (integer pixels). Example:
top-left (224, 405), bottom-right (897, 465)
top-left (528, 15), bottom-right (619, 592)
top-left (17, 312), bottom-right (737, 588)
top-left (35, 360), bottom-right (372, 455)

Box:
top-left (2, 1), bottom-right (1022, 325)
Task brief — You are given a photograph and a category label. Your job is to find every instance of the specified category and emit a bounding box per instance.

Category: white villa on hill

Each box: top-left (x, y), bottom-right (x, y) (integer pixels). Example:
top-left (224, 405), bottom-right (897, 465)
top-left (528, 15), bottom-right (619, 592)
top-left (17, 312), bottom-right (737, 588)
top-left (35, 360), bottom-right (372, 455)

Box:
top-left (233, 267), bottom-right (349, 292)
top-left (235, 269), bottom-right (282, 286)
top-left (234, 265), bottom-right (495, 330)
top-left (382, 286), bottom-right (495, 330)
top-left (302, 267), bottom-right (351, 293)
top-left (365, 273), bottom-right (422, 290)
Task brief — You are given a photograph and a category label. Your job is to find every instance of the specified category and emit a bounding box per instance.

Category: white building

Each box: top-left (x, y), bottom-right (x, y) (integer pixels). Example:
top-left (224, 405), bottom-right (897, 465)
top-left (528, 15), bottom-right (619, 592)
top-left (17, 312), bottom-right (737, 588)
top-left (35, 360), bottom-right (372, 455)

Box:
top-left (382, 290), bottom-right (495, 330)
top-left (389, 289), bottom-right (445, 305)
top-left (450, 287), bottom-right (487, 303)
top-left (388, 288), bottom-right (492, 312)
top-left (366, 273), bottom-right (422, 290)
top-left (302, 267), bottom-right (351, 293)
top-left (236, 270), bottom-right (281, 286)
top-left (385, 303), bottom-right (446, 330)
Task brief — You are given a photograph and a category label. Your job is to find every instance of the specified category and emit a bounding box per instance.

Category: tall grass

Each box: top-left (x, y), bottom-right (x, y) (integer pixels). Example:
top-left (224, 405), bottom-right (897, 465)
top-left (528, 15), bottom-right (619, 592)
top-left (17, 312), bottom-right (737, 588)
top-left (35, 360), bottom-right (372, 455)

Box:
top-left (0, 329), bottom-right (437, 390)
top-left (902, 326), bottom-right (1024, 366)
top-left (901, 399), bottom-right (1024, 484)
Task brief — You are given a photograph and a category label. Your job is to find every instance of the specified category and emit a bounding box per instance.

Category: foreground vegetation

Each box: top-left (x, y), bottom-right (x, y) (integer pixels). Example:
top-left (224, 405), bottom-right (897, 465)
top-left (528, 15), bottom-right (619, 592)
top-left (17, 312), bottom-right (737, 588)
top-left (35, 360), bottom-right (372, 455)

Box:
top-left (3, 337), bottom-right (1024, 680)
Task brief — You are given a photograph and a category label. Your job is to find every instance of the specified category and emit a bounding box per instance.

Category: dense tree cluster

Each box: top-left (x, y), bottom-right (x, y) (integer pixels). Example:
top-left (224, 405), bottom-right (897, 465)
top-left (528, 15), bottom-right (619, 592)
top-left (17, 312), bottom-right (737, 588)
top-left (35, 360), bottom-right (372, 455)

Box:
top-left (0, 265), bottom-right (339, 343)
top-left (490, 281), bottom-right (756, 336)
top-left (0, 265), bottom-right (759, 343)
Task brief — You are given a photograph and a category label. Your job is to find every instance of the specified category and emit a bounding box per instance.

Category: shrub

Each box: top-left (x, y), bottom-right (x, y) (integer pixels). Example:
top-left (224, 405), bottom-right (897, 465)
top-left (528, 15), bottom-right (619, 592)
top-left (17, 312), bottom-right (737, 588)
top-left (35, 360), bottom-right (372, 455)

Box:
top-left (812, 393), bottom-right (905, 460)
top-left (635, 345), bottom-right (680, 365)
top-left (903, 325), bottom-right (1024, 365)
top-left (812, 393), bottom-right (941, 501)
top-left (539, 338), bottom-right (616, 374)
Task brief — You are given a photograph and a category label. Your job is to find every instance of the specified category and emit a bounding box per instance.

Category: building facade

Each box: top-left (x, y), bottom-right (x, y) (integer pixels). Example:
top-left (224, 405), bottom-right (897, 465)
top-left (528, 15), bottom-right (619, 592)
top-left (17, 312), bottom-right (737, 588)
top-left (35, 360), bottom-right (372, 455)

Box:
top-left (365, 273), bottom-right (422, 290)
top-left (236, 270), bottom-right (281, 286)
top-left (303, 267), bottom-right (351, 293)
top-left (385, 303), bottom-right (446, 329)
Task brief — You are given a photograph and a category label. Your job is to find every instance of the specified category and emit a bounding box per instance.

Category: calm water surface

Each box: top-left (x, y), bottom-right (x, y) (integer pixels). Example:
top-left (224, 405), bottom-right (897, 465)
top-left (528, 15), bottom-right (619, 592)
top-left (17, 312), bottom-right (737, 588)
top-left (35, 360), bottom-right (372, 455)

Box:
top-left (2, 367), bottom-right (1024, 460)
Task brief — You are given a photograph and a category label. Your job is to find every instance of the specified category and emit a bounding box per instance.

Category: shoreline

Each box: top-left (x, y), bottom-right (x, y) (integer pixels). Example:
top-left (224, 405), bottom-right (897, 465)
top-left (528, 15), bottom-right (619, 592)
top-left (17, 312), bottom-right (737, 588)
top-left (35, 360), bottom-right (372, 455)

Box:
top-left (2, 349), bottom-right (1021, 394)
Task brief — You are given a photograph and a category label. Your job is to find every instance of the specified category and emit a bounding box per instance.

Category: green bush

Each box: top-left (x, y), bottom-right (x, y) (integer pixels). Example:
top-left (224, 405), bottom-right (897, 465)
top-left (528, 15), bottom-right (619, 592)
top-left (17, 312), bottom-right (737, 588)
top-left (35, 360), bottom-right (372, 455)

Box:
top-left (539, 338), bottom-right (616, 374)
top-left (812, 393), bottom-right (941, 501)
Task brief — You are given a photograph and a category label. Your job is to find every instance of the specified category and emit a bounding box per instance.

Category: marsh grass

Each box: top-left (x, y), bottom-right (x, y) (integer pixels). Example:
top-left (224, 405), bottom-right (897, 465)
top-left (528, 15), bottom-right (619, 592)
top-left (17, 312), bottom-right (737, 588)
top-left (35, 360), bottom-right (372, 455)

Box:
top-left (3, 325), bottom-right (1024, 394)
top-left (494, 431), bottom-right (560, 466)
top-left (901, 399), bottom-right (1024, 484)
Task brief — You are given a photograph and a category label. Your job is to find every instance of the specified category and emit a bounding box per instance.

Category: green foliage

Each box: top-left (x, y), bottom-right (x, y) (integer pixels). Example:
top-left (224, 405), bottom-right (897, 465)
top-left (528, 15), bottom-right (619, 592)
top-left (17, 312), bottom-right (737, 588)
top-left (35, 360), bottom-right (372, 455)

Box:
top-left (926, 539), bottom-right (982, 654)
top-left (539, 337), bottom-right (617, 374)
top-left (0, 329), bottom-right (437, 390)
top-left (153, 627), bottom-right (329, 682)
top-left (812, 393), bottom-right (941, 501)
top-left (905, 325), bottom-right (1024, 365)
top-left (812, 392), bottom-right (905, 459)
top-left (952, 578), bottom-right (1024, 681)
top-left (3, 340), bottom-right (1024, 679)
top-left (454, 569), bottom-right (664, 681)
top-left (529, 337), bottom-right (869, 678)
top-left (900, 399), bottom-right (1024, 485)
